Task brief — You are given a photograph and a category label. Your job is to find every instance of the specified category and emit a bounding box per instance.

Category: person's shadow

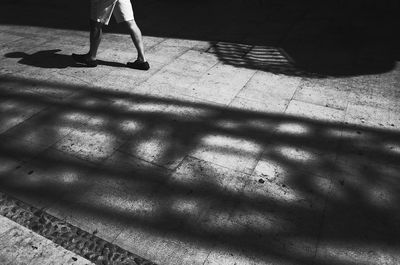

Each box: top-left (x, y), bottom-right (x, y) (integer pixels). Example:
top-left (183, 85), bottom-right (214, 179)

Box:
top-left (5, 49), bottom-right (127, 69)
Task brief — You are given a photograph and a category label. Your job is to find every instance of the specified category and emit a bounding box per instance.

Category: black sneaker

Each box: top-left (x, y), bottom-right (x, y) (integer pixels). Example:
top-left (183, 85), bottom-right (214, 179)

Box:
top-left (72, 53), bottom-right (98, 67)
top-left (127, 60), bottom-right (150, 70)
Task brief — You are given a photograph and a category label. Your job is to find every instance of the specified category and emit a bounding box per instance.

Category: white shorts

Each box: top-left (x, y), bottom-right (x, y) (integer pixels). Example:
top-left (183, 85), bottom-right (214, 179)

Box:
top-left (90, 0), bottom-right (135, 25)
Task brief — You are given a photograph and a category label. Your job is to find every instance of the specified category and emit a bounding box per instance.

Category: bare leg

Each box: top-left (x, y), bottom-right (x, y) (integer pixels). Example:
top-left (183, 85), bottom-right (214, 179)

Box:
top-left (125, 19), bottom-right (146, 62)
top-left (88, 19), bottom-right (103, 60)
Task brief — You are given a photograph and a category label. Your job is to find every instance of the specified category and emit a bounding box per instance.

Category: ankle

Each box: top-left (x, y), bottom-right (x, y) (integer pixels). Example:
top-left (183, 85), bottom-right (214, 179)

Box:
top-left (87, 53), bottom-right (96, 61)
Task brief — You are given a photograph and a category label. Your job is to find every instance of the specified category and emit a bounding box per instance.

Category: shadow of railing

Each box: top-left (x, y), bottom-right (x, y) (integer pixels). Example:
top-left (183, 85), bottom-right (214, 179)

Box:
top-left (0, 75), bottom-right (399, 264)
top-left (0, 0), bottom-right (399, 77)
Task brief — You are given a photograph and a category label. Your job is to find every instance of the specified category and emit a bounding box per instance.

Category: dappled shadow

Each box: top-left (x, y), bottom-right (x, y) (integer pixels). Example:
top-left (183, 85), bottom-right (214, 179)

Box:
top-left (0, 75), bottom-right (399, 264)
top-left (0, 0), bottom-right (399, 76)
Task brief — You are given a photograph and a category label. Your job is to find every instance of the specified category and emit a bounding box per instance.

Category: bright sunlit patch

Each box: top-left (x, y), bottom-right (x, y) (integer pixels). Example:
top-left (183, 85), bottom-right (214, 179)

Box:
top-left (62, 113), bottom-right (105, 126)
top-left (0, 101), bottom-right (20, 111)
top-left (192, 134), bottom-right (262, 175)
top-left (78, 99), bottom-right (104, 107)
top-left (321, 243), bottom-right (392, 265)
top-left (276, 123), bottom-right (309, 135)
top-left (60, 171), bottom-right (79, 183)
top-left (367, 186), bottom-right (394, 208)
top-left (215, 120), bottom-right (240, 129)
top-left (86, 117), bottom-right (105, 126)
top-left (56, 126), bottom-right (73, 136)
top-left (131, 103), bottom-right (168, 112)
top-left (62, 112), bottom-right (92, 122)
top-left (119, 120), bottom-right (143, 133)
top-left (112, 98), bottom-right (168, 112)
top-left (57, 129), bottom-right (118, 161)
top-left (93, 194), bottom-right (157, 218)
top-left (277, 146), bottom-right (315, 162)
top-left (163, 105), bottom-right (210, 118)
top-left (327, 128), bottom-right (343, 138)
top-left (249, 181), bottom-right (299, 203)
top-left (384, 142), bottom-right (400, 154)
top-left (0, 158), bottom-right (19, 174)
top-left (253, 159), bottom-right (288, 181)
top-left (200, 135), bottom-right (260, 154)
top-left (134, 138), bottom-right (164, 162)
top-left (170, 197), bottom-right (201, 216)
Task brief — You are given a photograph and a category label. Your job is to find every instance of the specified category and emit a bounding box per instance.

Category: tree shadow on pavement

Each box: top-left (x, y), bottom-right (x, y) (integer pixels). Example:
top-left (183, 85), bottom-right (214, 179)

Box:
top-left (0, 75), bottom-right (399, 265)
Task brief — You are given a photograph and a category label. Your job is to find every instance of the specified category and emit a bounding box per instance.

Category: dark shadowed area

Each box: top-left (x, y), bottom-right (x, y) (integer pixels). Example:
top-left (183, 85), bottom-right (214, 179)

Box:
top-left (0, 0), bottom-right (399, 76)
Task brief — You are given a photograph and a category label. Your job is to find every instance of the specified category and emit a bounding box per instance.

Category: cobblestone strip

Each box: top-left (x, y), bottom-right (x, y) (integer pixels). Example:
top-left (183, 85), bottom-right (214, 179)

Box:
top-left (0, 192), bottom-right (157, 265)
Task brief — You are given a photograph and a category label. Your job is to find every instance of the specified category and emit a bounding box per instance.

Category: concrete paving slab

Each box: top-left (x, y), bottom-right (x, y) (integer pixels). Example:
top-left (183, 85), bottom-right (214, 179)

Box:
top-left (151, 240), bottom-right (211, 265)
top-left (118, 126), bottom-right (188, 169)
top-left (58, 64), bottom-right (114, 86)
top-left (315, 173), bottom-right (400, 265)
top-left (30, 72), bottom-right (89, 100)
top-left (295, 80), bottom-right (349, 110)
top-left (55, 128), bottom-right (121, 163)
top-left (0, 58), bottom-right (30, 76)
top-left (286, 100), bottom-right (346, 122)
top-left (0, 101), bottom-right (78, 149)
top-left (0, 32), bottom-right (24, 45)
top-left (0, 35), bottom-right (51, 56)
top-left (0, 91), bottom-right (47, 134)
top-left (161, 38), bottom-right (211, 50)
top-left (345, 103), bottom-right (398, 130)
top-left (145, 41), bottom-right (190, 64)
top-left (46, 149), bottom-right (171, 242)
top-left (229, 96), bottom-right (289, 113)
top-left (133, 69), bottom-right (200, 102)
top-left (179, 49), bottom-right (220, 66)
top-left (190, 63), bottom-right (256, 104)
top-left (93, 61), bottom-right (165, 94)
top-left (204, 245), bottom-right (271, 265)
top-left (163, 53), bottom-right (218, 78)
top-left (0, 215), bottom-right (92, 265)
top-left (97, 48), bottom-right (137, 64)
top-left (235, 71), bottom-right (301, 101)
top-left (170, 156), bottom-right (249, 197)
top-left (115, 228), bottom-right (211, 265)
top-left (189, 133), bottom-right (262, 174)
top-left (346, 66), bottom-right (400, 108)
top-left (108, 96), bottom-right (209, 147)
top-left (0, 147), bottom-right (96, 210)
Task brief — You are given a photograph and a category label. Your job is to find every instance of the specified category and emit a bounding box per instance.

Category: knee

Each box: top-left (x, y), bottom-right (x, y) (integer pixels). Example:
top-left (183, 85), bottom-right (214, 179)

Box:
top-left (125, 19), bottom-right (139, 30)
top-left (90, 19), bottom-right (103, 32)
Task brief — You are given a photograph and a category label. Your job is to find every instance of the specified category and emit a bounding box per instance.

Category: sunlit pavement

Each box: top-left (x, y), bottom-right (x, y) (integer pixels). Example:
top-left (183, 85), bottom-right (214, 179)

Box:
top-left (0, 17), bottom-right (400, 265)
top-left (0, 214), bottom-right (92, 265)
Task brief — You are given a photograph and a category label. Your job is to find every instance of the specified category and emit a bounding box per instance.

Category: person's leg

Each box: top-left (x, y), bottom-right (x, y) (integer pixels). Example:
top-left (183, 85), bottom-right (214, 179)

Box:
top-left (88, 19), bottom-right (103, 60)
top-left (124, 19), bottom-right (146, 62)
top-left (73, 0), bottom-right (114, 67)
top-left (113, 0), bottom-right (149, 70)
top-left (72, 20), bottom-right (102, 67)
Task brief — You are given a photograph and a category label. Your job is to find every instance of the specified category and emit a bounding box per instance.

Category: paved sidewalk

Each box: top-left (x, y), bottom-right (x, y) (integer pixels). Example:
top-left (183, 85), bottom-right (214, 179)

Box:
top-left (0, 214), bottom-right (92, 265)
top-left (0, 1), bottom-right (400, 264)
